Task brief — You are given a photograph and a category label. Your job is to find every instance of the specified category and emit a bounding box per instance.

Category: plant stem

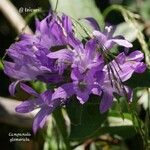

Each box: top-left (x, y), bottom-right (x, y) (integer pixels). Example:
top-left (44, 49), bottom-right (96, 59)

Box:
top-left (53, 108), bottom-right (71, 150)
top-left (0, 0), bottom-right (32, 34)
top-left (0, 60), bottom-right (4, 70)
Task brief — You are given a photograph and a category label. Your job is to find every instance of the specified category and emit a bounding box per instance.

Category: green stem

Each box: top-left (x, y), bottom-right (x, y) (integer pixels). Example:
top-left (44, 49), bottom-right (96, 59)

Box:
top-left (53, 108), bottom-right (71, 150)
top-left (0, 60), bottom-right (4, 70)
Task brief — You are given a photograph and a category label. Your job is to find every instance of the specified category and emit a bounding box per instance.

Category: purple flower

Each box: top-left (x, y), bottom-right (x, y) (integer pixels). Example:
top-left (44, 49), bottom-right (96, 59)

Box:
top-left (93, 26), bottom-right (133, 49)
top-left (4, 13), bottom-right (76, 95)
top-left (47, 38), bottom-right (103, 74)
top-left (4, 41), bottom-right (56, 95)
top-left (51, 66), bottom-right (104, 105)
top-left (70, 67), bottom-right (103, 104)
top-left (3, 12), bottom-right (147, 134)
top-left (72, 39), bottom-right (103, 73)
top-left (99, 50), bottom-right (146, 113)
top-left (15, 83), bottom-right (62, 133)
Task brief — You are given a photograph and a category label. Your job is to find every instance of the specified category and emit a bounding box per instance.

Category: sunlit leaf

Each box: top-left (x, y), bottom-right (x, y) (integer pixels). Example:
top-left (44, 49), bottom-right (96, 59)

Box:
top-left (114, 22), bottom-right (143, 42)
top-left (50, 0), bottom-right (104, 28)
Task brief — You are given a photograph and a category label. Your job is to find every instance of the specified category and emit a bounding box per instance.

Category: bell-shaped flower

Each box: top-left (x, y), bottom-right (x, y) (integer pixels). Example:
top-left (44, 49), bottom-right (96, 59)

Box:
top-left (99, 50), bottom-right (146, 113)
top-left (15, 83), bottom-right (63, 133)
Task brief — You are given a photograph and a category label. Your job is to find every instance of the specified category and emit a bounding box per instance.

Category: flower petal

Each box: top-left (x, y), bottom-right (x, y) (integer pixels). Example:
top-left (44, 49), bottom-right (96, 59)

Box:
top-left (15, 98), bottom-right (42, 113)
top-left (93, 30), bottom-right (107, 43)
top-left (62, 14), bottom-right (72, 33)
top-left (20, 83), bottom-right (39, 97)
top-left (100, 90), bottom-right (113, 113)
top-left (83, 17), bottom-right (100, 31)
top-left (41, 90), bottom-right (53, 106)
top-left (33, 106), bottom-right (53, 134)
top-left (47, 49), bottom-right (73, 60)
top-left (135, 62), bottom-right (146, 73)
top-left (107, 39), bottom-right (133, 48)
top-left (52, 83), bottom-right (74, 100)
top-left (128, 51), bottom-right (144, 61)
top-left (9, 81), bottom-right (20, 96)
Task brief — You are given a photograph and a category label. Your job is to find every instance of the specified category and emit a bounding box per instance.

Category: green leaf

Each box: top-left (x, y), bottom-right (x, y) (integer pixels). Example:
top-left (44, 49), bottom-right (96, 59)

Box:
top-left (53, 109), bottom-right (71, 150)
top-left (114, 22), bottom-right (143, 42)
top-left (93, 112), bottom-right (137, 139)
top-left (140, 0), bottom-right (150, 21)
top-left (50, 0), bottom-right (104, 28)
top-left (31, 81), bottom-right (47, 93)
top-left (94, 126), bottom-right (136, 139)
top-left (68, 96), bottom-right (107, 141)
top-left (66, 97), bottom-right (83, 125)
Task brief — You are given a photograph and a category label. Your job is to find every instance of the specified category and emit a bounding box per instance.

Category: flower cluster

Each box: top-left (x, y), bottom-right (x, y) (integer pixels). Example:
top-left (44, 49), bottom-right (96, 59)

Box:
top-left (4, 13), bottom-right (146, 133)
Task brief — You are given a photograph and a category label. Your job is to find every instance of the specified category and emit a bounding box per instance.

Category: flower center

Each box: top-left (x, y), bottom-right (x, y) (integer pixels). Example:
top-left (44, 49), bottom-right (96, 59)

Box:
top-left (78, 80), bottom-right (87, 91)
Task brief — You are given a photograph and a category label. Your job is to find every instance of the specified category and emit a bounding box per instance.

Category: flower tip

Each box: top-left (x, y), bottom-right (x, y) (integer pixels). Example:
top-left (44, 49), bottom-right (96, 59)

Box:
top-left (15, 106), bottom-right (22, 113)
top-left (93, 30), bottom-right (101, 37)
top-left (100, 108), bottom-right (107, 114)
top-left (15, 104), bottom-right (28, 113)
top-left (128, 42), bottom-right (133, 48)
top-left (32, 126), bottom-right (38, 135)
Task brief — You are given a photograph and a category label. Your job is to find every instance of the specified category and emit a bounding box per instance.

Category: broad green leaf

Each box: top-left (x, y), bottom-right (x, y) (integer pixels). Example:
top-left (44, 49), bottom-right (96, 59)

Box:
top-left (53, 109), bottom-right (71, 150)
top-left (50, 0), bottom-right (104, 28)
top-left (140, 0), bottom-right (150, 21)
top-left (137, 88), bottom-right (150, 110)
top-left (68, 96), bottom-right (107, 141)
top-left (66, 97), bottom-right (83, 125)
top-left (94, 126), bottom-right (136, 139)
top-left (92, 112), bottom-right (137, 139)
top-left (108, 111), bottom-right (137, 126)
top-left (114, 22), bottom-right (143, 42)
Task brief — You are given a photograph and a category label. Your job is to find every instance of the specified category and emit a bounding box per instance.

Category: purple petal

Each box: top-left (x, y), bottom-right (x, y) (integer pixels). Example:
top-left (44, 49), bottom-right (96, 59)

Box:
top-left (83, 17), bottom-right (100, 31)
top-left (67, 32), bottom-right (82, 48)
top-left (107, 39), bottom-right (133, 48)
top-left (135, 62), bottom-right (147, 73)
top-left (52, 83), bottom-right (75, 100)
top-left (92, 85), bottom-right (102, 96)
top-left (20, 83), bottom-right (39, 97)
top-left (15, 98), bottom-right (42, 113)
top-left (100, 90), bottom-right (113, 113)
top-left (9, 81), bottom-right (20, 96)
top-left (41, 90), bottom-right (53, 106)
top-left (71, 68), bottom-right (83, 80)
top-left (47, 49), bottom-right (73, 60)
top-left (47, 49), bottom-right (73, 74)
top-left (93, 30), bottom-right (107, 43)
top-left (124, 86), bottom-right (133, 102)
top-left (51, 21), bottom-right (66, 44)
top-left (118, 66), bottom-right (135, 82)
top-left (115, 52), bottom-right (126, 64)
top-left (36, 16), bottom-right (50, 34)
top-left (85, 38), bottom-right (99, 60)
top-left (4, 61), bottom-right (37, 80)
top-left (128, 51), bottom-right (144, 61)
top-left (33, 106), bottom-right (53, 134)
top-left (62, 14), bottom-right (72, 33)
top-left (37, 73), bottom-right (63, 83)
top-left (77, 93), bottom-right (89, 104)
